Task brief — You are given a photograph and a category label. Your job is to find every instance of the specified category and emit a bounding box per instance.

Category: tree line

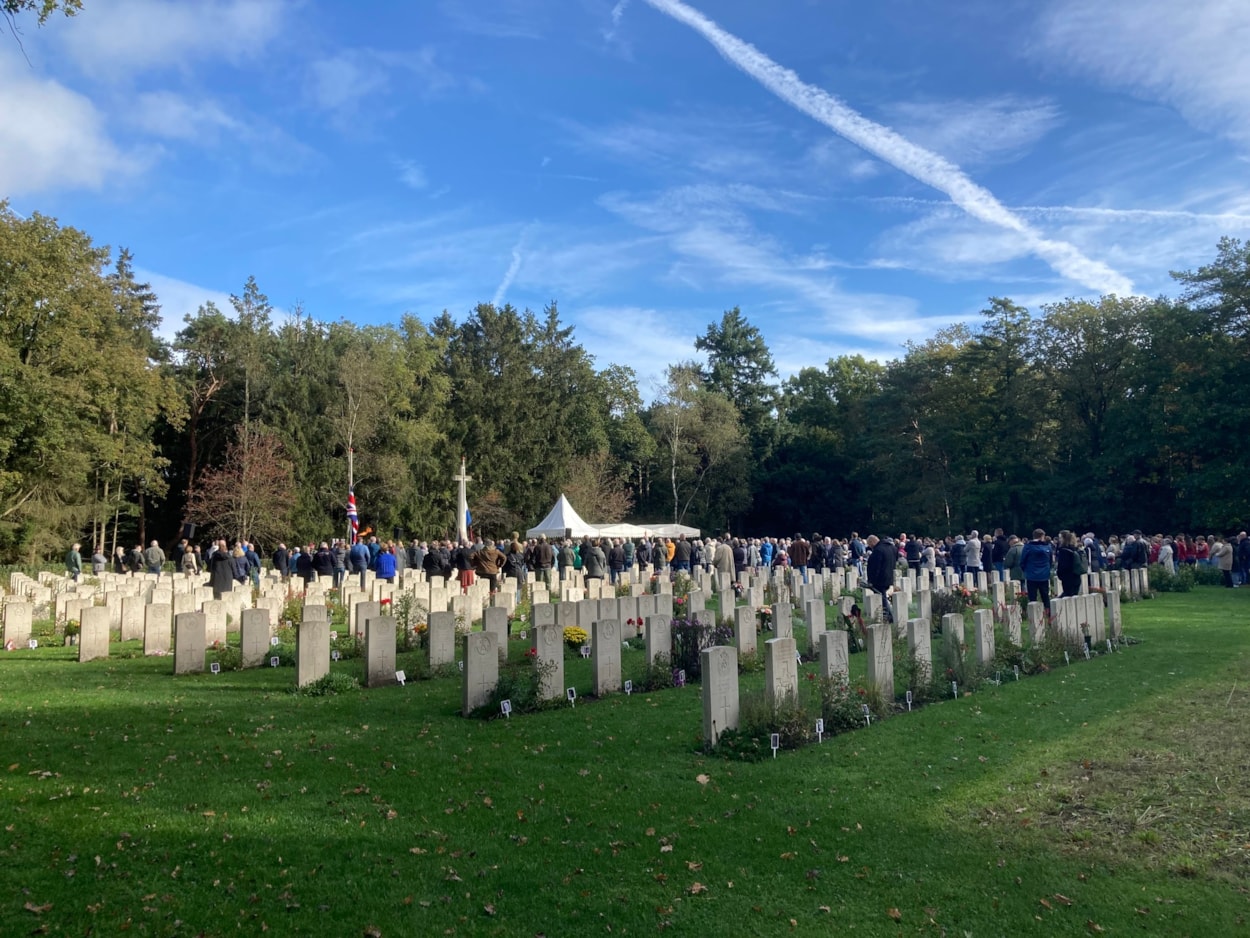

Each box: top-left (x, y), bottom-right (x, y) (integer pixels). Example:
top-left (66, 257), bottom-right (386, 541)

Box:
top-left (2, 202), bottom-right (1247, 561)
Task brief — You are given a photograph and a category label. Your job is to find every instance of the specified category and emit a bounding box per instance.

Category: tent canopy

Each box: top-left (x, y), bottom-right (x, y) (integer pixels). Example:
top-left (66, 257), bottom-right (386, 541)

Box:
top-left (526, 494), bottom-right (600, 540)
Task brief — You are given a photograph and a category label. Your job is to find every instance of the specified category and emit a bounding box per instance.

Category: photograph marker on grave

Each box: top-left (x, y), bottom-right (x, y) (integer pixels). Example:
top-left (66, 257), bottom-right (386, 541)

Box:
top-left (815, 718), bottom-right (824, 743)
top-left (331, 649), bottom-right (340, 661)
top-left (519, 630), bottom-right (527, 640)
top-left (501, 699), bottom-right (512, 718)
top-left (624, 679), bottom-right (633, 696)
top-left (330, 631), bottom-right (338, 641)
top-left (1064, 651), bottom-right (1070, 666)
top-left (28, 639), bottom-right (38, 649)
top-left (580, 644), bottom-right (590, 659)
top-left (862, 703), bottom-right (872, 726)
top-left (458, 659), bottom-right (464, 671)
top-left (271, 636), bottom-right (280, 646)
top-left (395, 669), bottom-right (406, 685)
top-left (567, 686), bottom-right (576, 707)
top-left (770, 732), bottom-right (780, 758)
top-left (906, 690), bottom-right (913, 712)
top-left (210, 662), bottom-right (221, 674)
top-left (270, 656), bottom-right (279, 668)
top-left (1084, 646), bottom-right (1091, 660)
top-left (677, 669), bottom-right (686, 686)
top-left (952, 681), bottom-right (958, 698)
top-left (1106, 639), bottom-right (1113, 654)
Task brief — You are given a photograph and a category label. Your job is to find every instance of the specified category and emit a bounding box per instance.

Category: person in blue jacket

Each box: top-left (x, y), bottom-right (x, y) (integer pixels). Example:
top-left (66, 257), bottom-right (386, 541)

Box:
top-left (1019, 529), bottom-right (1054, 608)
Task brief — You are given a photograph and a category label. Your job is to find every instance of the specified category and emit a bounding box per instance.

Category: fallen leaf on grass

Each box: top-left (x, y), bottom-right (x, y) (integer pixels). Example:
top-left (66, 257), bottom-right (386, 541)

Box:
top-left (695, 774), bottom-right (710, 785)
top-left (1040, 898), bottom-right (1053, 910)
top-left (660, 844), bottom-right (673, 853)
top-left (1086, 923), bottom-right (1104, 933)
top-left (1053, 893), bottom-right (1073, 906)
top-left (886, 908), bottom-right (901, 921)
top-left (685, 861), bottom-right (702, 871)
top-left (483, 904), bottom-right (495, 915)
top-left (24, 902), bottom-right (53, 914)
top-left (818, 906), bottom-right (831, 913)
top-left (688, 882), bottom-right (708, 895)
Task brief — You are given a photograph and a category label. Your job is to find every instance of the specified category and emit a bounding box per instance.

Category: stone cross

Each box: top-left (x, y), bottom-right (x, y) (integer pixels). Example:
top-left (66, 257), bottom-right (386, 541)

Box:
top-left (454, 456), bottom-right (472, 543)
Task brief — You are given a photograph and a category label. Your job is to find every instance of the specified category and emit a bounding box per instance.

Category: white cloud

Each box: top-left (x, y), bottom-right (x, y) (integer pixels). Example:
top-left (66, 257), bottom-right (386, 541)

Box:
top-left (573, 305), bottom-right (698, 397)
top-left (308, 50), bottom-right (390, 114)
top-left (1034, 0), bottom-right (1250, 145)
top-left (0, 52), bottom-right (140, 195)
top-left (639, 0), bottom-right (1134, 295)
top-left (130, 91), bottom-right (241, 141)
top-left (140, 269), bottom-right (234, 344)
top-left (55, 0), bottom-right (287, 79)
top-left (397, 160), bottom-right (428, 190)
top-left (885, 95), bottom-right (1063, 166)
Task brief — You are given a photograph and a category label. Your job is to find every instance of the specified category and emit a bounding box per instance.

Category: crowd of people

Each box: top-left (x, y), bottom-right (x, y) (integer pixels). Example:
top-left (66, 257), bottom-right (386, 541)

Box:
top-left (69, 527), bottom-right (1250, 599)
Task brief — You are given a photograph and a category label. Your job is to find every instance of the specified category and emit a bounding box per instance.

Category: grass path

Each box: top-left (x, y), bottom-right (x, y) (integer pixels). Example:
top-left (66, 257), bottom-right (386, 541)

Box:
top-left (2, 589), bottom-right (1247, 936)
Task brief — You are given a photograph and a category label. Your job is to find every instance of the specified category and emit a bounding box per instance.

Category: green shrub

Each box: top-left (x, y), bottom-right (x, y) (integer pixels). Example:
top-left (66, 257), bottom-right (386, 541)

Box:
top-left (1191, 564), bottom-right (1225, 587)
top-left (1149, 564), bottom-right (1195, 593)
top-left (211, 641), bottom-right (242, 671)
top-left (670, 615), bottom-right (733, 683)
top-left (714, 688), bottom-right (813, 760)
top-left (294, 672), bottom-right (360, 696)
top-left (816, 676), bottom-right (872, 732)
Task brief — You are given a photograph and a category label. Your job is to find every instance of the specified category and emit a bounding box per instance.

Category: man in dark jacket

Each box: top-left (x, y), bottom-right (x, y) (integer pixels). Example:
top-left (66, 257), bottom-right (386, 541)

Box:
top-left (272, 543), bottom-right (289, 580)
top-left (1020, 529), bottom-right (1053, 607)
top-left (865, 535), bottom-right (898, 621)
top-left (788, 534), bottom-right (812, 584)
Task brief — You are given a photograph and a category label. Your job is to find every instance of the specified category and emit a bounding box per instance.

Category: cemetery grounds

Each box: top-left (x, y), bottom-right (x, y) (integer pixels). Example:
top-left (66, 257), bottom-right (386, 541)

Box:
top-left (0, 588), bottom-right (1247, 936)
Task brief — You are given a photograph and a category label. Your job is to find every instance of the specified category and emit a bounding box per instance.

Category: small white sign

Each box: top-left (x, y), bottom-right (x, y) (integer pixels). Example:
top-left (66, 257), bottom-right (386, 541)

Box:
top-left (330, 630), bottom-right (338, 641)
top-left (905, 689), bottom-right (913, 712)
top-left (1083, 646), bottom-right (1091, 660)
top-left (458, 660), bottom-right (464, 672)
top-left (210, 662), bottom-right (221, 674)
top-left (28, 638), bottom-right (38, 649)
top-left (951, 680), bottom-right (959, 698)
top-left (269, 656), bottom-right (279, 668)
top-left (1013, 665), bottom-right (1020, 681)
top-left (519, 630), bottom-right (527, 640)
top-left (624, 679), bottom-right (633, 695)
top-left (622, 640), bottom-right (630, 649)
top-left (1064, 651), bottom-right (1071, 666)
top-left (395, 669), bottom-right (406, 686)
top-left (1106, 639), bottom-right (1113, 654)
top-left (580, 645), bottom-right (591, 659)
top-left (862, 703), bottom-right (872, 726)
top-left (677, 669), bottom-right (686, 686)
top-left (770, 732), bottom-right (780, 758)
top-left (270, 636), bottom-right (280, 647)
top-left (815, 718), bottom-right (824, 743)
top-left (795, 651), bottom-right (802, 664)
top-left (331, 650), bottom-right (340, 661)
top-left (501, 699), bottom-right (512, 718)
top-left (566, 686), bottom-right (576, 707)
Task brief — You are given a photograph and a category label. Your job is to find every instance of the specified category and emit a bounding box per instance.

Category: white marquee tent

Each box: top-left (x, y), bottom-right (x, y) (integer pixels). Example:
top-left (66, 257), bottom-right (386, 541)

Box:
top-left (525, 494), bottom-right (600, 540)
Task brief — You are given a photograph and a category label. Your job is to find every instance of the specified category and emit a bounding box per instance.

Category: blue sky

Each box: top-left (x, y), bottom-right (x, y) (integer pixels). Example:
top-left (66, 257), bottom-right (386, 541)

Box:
top-left (4, 0), bottom-right (1249, 393)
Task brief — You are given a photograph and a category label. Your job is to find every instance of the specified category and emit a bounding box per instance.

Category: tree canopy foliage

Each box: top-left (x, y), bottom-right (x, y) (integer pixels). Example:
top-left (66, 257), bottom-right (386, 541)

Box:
top-left (3, 203), bottom-right (1249, 560)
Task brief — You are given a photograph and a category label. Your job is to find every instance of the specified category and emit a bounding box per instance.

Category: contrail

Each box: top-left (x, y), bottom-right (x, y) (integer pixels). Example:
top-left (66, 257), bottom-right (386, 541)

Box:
top-left (606, 0), bottom-right (631, 40)
top-left (493, 224), bottom-right (535, 307)
top-left (639, 0), bottom-right (1135, 296)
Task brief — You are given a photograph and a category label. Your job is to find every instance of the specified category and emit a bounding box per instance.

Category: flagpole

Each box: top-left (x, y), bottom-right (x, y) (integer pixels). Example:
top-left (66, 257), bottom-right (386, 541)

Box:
top-left (347, 447), bottom-right (355, 544)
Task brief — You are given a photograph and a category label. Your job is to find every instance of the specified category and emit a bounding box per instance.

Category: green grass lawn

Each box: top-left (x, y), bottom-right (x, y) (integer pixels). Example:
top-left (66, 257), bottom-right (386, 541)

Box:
top-left (2, 589), bottom-right (1247, 936)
